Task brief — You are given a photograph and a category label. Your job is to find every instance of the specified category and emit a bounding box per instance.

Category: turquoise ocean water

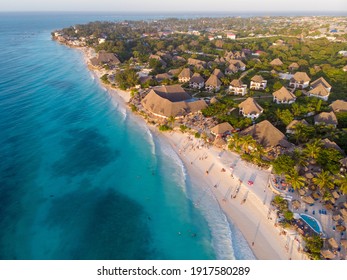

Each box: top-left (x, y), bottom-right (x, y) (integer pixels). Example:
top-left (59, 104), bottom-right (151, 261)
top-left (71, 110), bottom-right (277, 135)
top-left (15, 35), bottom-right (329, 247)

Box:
top-left (0, 12), bottom-right (255, 260)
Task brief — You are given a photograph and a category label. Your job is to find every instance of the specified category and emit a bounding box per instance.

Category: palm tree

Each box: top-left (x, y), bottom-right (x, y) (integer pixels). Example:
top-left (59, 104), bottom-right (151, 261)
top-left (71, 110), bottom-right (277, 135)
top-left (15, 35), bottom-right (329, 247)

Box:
top-left (293, 148), bottom-right (308, 168)
top-left (228, 133), bottom-right (242, 152)
top-left (240, 135), bottom-right (257, 154)
top-left (303, 139), bottom-right (323, 160)
top-left (312, 171), bottom-right (334, 190)
top-left (167, 116), bottom-right (175, 126)
top-left (285, 169), bottom-right (305, 190)
top-left (335, 176), bottom-right (347, 195)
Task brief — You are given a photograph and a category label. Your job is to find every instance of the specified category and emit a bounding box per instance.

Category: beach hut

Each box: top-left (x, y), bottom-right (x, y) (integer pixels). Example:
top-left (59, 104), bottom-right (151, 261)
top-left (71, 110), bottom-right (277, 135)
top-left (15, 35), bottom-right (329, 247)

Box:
top-left (321, 249), bottom-right (335, 259)
top-left (302, 195), bottom-right (315, 204)
top-left (213, 137), bottom-right (227, 148)
top-left (328, 237), bottom-right (339, 250)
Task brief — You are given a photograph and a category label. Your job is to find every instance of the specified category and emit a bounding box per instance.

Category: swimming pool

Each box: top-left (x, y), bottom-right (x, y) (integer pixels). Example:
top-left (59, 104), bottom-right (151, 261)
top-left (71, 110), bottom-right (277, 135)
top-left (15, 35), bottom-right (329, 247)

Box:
top-left (300, 214), bottom-right (323, 234)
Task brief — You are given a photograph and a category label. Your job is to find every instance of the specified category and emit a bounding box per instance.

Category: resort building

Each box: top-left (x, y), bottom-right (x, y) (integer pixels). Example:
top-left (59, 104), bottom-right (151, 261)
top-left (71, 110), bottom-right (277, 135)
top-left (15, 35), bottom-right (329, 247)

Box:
top-left (330, 100), bottom-right (347, 112)
top-left (229, 79), bottom-right (247, 96)
top-left (321, 138), bottom-right (344, 153)
top-left (272, 87), bottom-right (296, 104)
top-left (141, 85), bottom-right (207, 119)
top-left (314, 111), bottom-right (338, 127)
top-left (239, 120), bottom-right (292, 151)
top-left (307, 84), bottom-right (330, 101)
top-left (90, 50), bottom-right (121, 68)
top-left (229, 60), bottom-right (246, 71)
top-left (225, 64), bottom-right (238, 75)
top-left (289, 72), bottom-right (311, 89)
top-left (270, 58), bottom-right (283, 67)
top-left (178, 68), bottom-right (193, 83)
top-left (286, 119), bottom-right (309, 134)
top-left (288, 62), bottom-right (299, 71)
top-left (189, 73), bottom-right (205, 89)
top-left (250, 75), bottom-right (267, 90)
top-left (212, 68), bottom-right (224, 79)
top-left (310, 77), bottom-right (332, 92)
top-left (238, 97), bottom-right (263, 119)
top-left (205, 75), bottom-right (222, 92)
top-left (210, 122), bottom-right (234, 137)
top-left (155, 73), bottom-right (172, 83)
top-left (187, 58), bottom-right (206, 69)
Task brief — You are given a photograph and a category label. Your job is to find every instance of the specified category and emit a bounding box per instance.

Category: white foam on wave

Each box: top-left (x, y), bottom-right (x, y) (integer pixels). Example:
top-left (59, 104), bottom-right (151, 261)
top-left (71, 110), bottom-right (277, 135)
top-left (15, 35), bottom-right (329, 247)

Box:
top-left (192, 187), bottom-right (236, 259)
top-left (157, 137), bottom-right (188, 194)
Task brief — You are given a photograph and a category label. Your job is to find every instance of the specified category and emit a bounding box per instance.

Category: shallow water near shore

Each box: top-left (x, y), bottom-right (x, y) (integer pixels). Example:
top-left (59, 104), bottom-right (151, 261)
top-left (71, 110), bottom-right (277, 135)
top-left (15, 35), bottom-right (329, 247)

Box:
top-left (0, 13), bottom-right (254, 260)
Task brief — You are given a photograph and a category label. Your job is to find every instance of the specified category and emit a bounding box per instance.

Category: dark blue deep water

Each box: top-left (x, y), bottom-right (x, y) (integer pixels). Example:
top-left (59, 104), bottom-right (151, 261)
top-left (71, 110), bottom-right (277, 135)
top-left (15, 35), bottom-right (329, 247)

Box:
top-left (0, 12), bottom-right (255, 260)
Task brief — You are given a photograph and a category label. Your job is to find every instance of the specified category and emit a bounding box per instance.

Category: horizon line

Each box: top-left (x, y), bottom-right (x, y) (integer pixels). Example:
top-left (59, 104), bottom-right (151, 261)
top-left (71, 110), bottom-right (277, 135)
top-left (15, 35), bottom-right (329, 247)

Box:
top-left (1, 10), bottom-right (346, 14)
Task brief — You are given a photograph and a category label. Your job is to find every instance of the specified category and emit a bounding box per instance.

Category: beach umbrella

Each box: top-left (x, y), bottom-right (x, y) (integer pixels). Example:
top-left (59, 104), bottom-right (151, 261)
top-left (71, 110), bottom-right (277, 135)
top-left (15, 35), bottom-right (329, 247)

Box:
top-left (332, 191), bottom-right (340, 200)
top-left (336, 225), bottom-right (346, 232)
top-left (325, 203), bottom-right (334, 211)
top-left (312, 192), bottom-right (321, 200)
top-left (302, 195), bottom-right (315, 204)
top-left (298, 189), bottom-right (306, 196)
top-left (341, 240), bottom-right (347, 250)
top-left (332, 214), bottom-right (342, 222)
top-left (340, 208), bottom-right (347, 218)
top-left (328, 237), bottom-right (339, 249)
top-left (320, 249), bottom-right (335, 259)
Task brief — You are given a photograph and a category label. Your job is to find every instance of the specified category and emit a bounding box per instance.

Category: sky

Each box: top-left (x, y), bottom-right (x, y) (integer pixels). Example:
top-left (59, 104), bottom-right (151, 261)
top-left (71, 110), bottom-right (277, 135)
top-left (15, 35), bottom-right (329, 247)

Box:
top-left (0, 0), bottom-right (346, 13)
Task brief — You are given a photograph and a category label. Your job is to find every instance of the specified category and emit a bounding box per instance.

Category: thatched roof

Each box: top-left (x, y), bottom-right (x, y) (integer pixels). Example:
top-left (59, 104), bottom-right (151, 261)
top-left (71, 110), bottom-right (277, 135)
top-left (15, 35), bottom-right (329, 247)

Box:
top-left (328, 237), bottom-right (339, 249)
top-left (286, 119), bottom-right (309, 130)
top-left (314, 112), bottom-right (338, 126)
top-left (238, 97), bottom-right (263, 116)
top-left (187, 58), bottom-right (206, 68)
top-left (270, 58), bottom-right (283, 66)
top-left (239, 120), bottom-right (292, 149)
top-left (211, 122), bottom-right (234, 135)
top-left (311, 77), bottom-right (332, 89)
top-left (341, 239), bottom-right (347, 249)
top-left (212, 68), bottom-right (224, 79)
top-left (229, 59), bottom-right (246, 69)
top-left (330, 100), bottom-right (347, 112)
top-left (156, 73), bottom-right (171, 81)
top-left (178, 68), bottom-right (193, 79)
top-left (205, 75), bottom-right (222, 87)
top-left (340, 157), bottom-right (347, 166)
top-left (289, 62), bottom-right (299, 69)
top-left (302, 195), bottom-right (315, 204)
top-left (210, 97), bottom-right (219, 104)
top-left (298, 189), bottom-right (306, 196)
top-left (251, 75), bottom-right (264, 83)
top-left (340, 208), bottom-right (347, 218)
top-left (321, 138), bottom-right (343, 153)
top-left (213, 137), bottom-right (227, 148)
top-left (291, 72), bottom-right (311, 83)
top-left (90, 51), bottom-right (121, 66)
top-left (292, 200), bottom-right (301, 209)
top-left (273, 87), bottom-right (296, 102)
top-left (190, 73), bottom-right (205, 84)
top-left (141, 85), bottom-right (207, 118)
top-left (321, 249), bottom-right (335, 259)
top-left (226, 64), bottom-right (238, 73)
top-left (230, 79), bottom-right (243, 87)
top-left (308, 84), bottom-right (329, 97)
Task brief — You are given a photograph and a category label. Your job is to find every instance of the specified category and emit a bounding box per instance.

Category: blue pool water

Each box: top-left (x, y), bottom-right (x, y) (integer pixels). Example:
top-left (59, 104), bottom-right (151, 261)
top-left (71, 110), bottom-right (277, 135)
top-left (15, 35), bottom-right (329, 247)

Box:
top-left (300, 214), bottom-right (322, 234)
top-left (0, 12), bottom-right (255, 260)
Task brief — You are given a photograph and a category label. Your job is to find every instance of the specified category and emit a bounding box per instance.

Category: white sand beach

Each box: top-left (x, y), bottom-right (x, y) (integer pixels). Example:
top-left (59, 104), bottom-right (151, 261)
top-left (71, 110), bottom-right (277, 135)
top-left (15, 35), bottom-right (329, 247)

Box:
top-left (157, 130), bottom-right (308, 260)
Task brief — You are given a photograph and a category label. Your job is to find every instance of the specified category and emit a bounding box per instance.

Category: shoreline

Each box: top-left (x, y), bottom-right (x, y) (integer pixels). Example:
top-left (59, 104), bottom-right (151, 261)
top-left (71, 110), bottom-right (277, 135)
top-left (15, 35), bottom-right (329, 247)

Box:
top-left (78, 45), bottom-right (307, 260)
